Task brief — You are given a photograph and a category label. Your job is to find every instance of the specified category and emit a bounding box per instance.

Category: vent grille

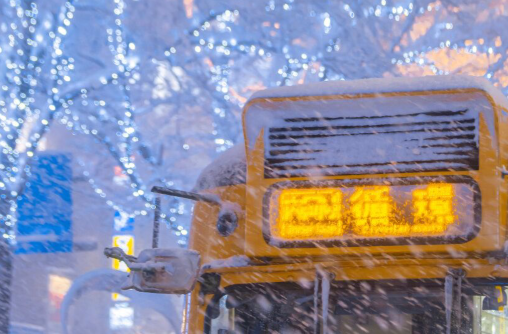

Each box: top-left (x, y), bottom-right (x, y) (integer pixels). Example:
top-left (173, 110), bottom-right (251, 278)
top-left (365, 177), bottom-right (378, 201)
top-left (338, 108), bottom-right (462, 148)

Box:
top-left (265, 109), bottom-right (479, 178)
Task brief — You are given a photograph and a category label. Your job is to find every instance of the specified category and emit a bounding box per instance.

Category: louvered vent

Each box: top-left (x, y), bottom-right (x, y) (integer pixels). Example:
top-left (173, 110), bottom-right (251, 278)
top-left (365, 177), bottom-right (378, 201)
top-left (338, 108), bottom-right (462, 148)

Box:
top-left (265, 109), bottom-right (478, 178)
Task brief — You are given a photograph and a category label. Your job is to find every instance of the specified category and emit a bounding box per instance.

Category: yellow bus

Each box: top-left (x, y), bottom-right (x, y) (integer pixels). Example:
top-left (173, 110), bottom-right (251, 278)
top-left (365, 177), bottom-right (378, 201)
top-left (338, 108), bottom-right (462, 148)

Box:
top-left (106, 75), bottom-right (508, 333)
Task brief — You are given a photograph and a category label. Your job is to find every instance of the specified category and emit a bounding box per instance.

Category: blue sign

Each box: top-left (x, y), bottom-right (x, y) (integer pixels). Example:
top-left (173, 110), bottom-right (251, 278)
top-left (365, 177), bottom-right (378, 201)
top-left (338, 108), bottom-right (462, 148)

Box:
top-left (114, 210), bottom-right (134, 233)
top-left (15, 154), bottom-right (73, 254)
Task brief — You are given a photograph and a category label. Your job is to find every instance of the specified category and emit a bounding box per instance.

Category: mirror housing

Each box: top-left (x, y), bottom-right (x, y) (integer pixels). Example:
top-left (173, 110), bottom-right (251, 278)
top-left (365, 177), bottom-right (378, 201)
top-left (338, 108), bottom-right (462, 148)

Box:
top-left (109, 248), bottom-right (201, 294)
top-left (104, 189), bottom-right (206, 294)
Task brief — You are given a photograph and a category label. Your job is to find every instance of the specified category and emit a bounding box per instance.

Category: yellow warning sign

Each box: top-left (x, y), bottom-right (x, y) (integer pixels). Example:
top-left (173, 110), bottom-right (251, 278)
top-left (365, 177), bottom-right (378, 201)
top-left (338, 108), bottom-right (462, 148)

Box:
top-left (112, 235), bottom-right (134, 301)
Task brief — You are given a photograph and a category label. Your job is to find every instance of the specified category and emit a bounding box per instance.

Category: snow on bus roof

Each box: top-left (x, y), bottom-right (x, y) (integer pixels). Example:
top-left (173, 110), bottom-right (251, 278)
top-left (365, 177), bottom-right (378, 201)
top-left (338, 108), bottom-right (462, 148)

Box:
top-left (249, 75), bottom-right (508, 108)
top-left (195, 76), bottom-right (507, 191)
top-left (193, 144), bottom-right (246, 191)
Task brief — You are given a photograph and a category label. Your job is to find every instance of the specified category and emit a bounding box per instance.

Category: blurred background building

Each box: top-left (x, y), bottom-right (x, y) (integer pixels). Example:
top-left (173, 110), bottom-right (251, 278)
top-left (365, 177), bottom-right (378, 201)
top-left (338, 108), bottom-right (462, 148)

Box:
top-left (9, 124), bottom-right (182, 333)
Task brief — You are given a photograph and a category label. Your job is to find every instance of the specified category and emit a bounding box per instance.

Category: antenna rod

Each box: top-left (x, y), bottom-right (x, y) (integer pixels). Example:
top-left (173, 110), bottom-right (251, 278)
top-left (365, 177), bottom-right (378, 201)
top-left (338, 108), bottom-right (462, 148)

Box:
top-left (151, 186), bottom-right (221, 205)
top-left (152, 197), bottom-right (161, 248)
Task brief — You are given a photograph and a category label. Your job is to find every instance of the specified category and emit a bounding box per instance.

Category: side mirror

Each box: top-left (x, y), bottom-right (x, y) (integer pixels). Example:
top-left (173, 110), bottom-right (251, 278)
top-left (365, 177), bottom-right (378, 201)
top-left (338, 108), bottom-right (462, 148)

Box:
top-left (105, 247), bottom-right (200, 294)
top-left (104, 188), bottom-right (212, 294)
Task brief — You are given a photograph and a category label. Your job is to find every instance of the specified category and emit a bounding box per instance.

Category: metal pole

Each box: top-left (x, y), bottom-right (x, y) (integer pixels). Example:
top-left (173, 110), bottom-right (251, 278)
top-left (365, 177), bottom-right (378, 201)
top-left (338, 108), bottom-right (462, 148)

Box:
top-left (313, 270), bottom-right (320, 334)
top-left (151, 186), bottom-right (221, 205)
top-left (152, 197), bottom-right (161, 248)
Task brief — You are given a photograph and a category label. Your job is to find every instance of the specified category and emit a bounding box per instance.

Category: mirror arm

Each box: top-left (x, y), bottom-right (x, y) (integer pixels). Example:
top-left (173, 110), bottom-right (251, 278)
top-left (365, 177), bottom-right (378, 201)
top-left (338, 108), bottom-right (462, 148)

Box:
top-left (104, 247), bottom-right (138, 270)
top-left (151, 185), bottom-right (239, 237)
top-left (151, 186), bottom-right (221, 206)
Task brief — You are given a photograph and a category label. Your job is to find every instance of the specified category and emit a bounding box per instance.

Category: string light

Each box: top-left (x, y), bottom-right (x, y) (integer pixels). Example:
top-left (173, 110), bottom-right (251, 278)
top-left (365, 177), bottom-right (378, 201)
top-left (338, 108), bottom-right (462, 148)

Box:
top-left (0, 0), bottom-right (190, 246)
top-left (2, 0), bottom-right (508, 249)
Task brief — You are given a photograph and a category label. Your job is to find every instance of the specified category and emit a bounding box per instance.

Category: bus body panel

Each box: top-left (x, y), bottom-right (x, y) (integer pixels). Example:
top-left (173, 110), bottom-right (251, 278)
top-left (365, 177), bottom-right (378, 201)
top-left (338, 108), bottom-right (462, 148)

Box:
top-left (184, 77), bottom-right (508, 332)
top-left (243, 89), bottom-right (504, 258)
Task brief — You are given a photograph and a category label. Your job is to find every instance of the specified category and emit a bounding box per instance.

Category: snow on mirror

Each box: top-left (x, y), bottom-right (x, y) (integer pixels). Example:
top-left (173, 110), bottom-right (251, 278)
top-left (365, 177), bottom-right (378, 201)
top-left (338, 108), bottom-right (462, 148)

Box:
top-left (104, 247), bottom-right (200, 294)
top-left (103, 186), bottom-right (210, 295)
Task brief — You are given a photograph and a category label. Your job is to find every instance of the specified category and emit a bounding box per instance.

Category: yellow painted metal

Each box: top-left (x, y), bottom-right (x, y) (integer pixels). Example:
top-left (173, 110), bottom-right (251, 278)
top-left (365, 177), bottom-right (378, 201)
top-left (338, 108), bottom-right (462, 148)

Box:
top-left (185, 257), bottom-right (508, 332)
top-left (185, 88), bottom-right (508, 276)
top-left (242, 89), bottom-right (504, 257)
top-left (189, 185), bottom-right (246, 264)
top-left (184, 86), bottom-right (508, 331)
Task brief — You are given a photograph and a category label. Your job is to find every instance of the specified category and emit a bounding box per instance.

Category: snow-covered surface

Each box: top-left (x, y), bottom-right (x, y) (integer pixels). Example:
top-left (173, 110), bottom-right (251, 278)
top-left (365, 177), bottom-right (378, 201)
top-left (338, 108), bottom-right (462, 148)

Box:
top-left (201, 255), bottom-right (250, 270)
top-left (124, 248), bottom-right (201, 294)
top-left (60, 269), bottom-right (127, 334)
top-left (244, 76), bottom-right (499, 178)
top-left (193, 144), bottom-right (246, 191)
top-left (264, 105), bottom-right (480, 178)
top-left (61, 269), bottom-right (181, 334)
top-left (250, 75), bottom-right (508, 107)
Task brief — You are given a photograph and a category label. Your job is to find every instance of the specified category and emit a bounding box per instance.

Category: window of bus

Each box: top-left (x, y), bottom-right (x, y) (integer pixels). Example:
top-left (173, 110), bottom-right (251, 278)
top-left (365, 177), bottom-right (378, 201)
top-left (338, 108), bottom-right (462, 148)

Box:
top-left (205, 280), bottom-right (508, 334)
